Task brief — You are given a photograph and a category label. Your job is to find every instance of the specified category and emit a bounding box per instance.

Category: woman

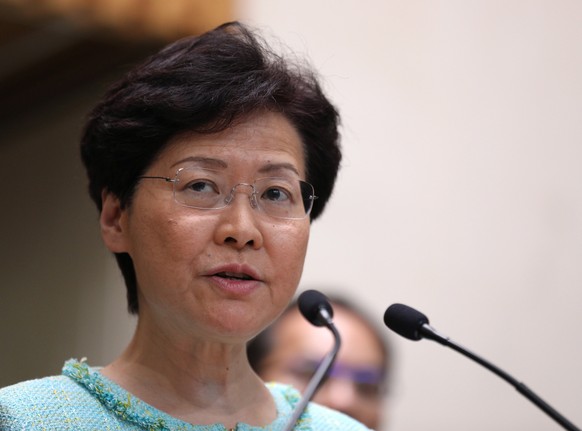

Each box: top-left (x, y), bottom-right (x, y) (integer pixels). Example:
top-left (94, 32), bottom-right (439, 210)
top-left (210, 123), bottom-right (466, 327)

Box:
top-left (0, 22), bottom-right (371, 430)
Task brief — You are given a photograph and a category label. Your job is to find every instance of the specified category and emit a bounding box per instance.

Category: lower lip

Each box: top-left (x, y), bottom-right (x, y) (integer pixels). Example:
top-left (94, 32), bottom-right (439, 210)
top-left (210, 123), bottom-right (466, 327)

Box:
top-left (208, 275), bottom-right (262, 296)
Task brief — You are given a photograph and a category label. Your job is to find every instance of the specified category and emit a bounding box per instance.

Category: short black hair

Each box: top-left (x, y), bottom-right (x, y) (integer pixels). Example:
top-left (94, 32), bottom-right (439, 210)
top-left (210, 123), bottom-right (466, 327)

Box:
top-left (80, 22), bottom-right (341, 314)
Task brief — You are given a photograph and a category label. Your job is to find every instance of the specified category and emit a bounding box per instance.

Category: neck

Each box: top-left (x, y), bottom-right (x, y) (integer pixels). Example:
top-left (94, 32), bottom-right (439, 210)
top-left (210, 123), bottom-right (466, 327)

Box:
top-left (101, 316), bottom-right (275, 427)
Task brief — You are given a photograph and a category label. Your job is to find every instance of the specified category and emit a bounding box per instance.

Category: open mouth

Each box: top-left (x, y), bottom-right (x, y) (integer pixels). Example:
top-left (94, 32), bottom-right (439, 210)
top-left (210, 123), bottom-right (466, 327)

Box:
top-left (215, 271), bottom-right (255, 281)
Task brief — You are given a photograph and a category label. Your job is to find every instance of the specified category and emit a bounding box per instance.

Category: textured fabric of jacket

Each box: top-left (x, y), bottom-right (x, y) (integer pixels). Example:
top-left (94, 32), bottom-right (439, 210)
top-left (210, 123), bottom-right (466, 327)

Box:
top-left (0, 359), bottom-right (372, 431)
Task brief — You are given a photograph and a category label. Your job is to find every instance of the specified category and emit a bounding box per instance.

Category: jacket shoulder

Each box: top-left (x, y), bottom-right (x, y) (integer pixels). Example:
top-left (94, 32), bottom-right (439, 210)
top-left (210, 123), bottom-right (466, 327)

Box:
top-left (0, 375), bottom-right (94, 430)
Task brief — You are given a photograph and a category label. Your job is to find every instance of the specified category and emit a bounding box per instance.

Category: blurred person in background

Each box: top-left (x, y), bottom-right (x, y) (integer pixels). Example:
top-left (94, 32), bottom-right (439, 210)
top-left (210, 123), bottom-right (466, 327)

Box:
top-left (248, 294), bottom-right (392, 430)
top-left (0, 22), bottom-right (372, 431)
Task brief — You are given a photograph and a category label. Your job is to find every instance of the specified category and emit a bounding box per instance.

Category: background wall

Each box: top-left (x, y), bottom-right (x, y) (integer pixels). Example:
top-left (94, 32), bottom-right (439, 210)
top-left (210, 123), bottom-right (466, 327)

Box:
top-left (1, 2), bottom-right (581, 431)
top-left (238, 2), bottom-right (582, 430)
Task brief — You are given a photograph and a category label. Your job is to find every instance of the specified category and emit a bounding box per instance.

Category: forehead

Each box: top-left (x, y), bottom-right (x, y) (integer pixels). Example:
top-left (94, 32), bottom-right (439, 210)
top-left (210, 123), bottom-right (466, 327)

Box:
top-left (155, 112), bottom-right (306, 177)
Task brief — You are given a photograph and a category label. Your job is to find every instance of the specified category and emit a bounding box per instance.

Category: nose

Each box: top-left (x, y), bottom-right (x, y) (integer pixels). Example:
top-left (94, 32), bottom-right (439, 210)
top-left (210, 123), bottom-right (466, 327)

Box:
top-left (214, 186), bottom-right (264, 249)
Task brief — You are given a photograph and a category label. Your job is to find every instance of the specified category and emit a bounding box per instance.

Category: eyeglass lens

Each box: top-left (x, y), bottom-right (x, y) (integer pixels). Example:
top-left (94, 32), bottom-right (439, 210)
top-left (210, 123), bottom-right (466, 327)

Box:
top-left (172, 168), bottom-right (315, 219)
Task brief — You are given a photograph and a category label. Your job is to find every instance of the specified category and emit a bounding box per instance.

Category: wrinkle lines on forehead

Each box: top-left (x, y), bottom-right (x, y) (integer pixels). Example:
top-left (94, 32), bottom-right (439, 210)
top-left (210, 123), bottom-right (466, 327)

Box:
top-left (158, 112), bottom-right (307, 179)
top-left (171, 156), bottom-right (227, 169)
top-left (171, 156), bottom-right (301, 178)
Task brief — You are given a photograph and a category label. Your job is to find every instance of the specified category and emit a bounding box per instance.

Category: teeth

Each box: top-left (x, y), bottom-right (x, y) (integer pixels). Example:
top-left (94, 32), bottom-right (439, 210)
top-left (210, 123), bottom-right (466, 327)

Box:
top-left (217, 272), bottom-right (253, 280)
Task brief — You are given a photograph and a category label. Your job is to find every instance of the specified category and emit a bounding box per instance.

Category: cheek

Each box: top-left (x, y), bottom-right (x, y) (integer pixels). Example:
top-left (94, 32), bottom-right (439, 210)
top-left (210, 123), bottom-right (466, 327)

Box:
top-left (127, 212), bottom-right (211, 281)
top-left (271, 222), bottom-right (309, 273)
top-left (260, 223), bottom-right (309, 318)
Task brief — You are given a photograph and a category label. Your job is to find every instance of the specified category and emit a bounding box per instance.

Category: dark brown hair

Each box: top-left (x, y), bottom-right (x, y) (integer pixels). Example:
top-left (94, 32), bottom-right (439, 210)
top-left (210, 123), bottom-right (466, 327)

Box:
top-left (80, 22), bottom-right (341, 314)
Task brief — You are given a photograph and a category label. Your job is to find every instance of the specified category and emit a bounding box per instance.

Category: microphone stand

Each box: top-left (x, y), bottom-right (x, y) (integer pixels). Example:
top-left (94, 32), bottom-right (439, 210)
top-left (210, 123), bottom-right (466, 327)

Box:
top-left (283, 309), bottom-right (341, 431)
top-left (420, 323), bottom-right (580, 431)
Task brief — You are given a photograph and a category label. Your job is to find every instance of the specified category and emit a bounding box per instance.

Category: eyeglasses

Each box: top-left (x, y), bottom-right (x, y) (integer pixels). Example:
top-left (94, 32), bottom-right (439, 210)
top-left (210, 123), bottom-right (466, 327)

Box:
top-left (286, 359), bottom-right (386, 399)
top-left (138, 167), bottom-right (317, 220)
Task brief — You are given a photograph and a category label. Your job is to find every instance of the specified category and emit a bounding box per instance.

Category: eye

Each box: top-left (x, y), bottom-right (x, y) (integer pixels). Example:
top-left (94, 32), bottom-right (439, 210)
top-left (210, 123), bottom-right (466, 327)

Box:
top-left (258, 178), bottom-right (300, 204)
top-left (185, 179), bottom-right (217, 193)
top-left (172, 168), bottom-right (226, 209)
top-left (261, 186), bottom-right (292, 202)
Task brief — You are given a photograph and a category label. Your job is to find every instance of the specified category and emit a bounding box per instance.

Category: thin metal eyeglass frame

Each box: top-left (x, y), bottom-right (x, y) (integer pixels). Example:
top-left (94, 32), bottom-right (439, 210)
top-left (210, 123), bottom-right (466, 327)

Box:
top-left (137, 169), bottom-right (317, 220)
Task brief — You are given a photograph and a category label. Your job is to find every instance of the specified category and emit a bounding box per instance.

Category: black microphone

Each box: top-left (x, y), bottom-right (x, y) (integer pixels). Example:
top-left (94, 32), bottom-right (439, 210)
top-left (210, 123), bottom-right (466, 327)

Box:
top-left (384, 303), bottom-right (580, 431)
top-left (283, 289), bottom-right (341, 431)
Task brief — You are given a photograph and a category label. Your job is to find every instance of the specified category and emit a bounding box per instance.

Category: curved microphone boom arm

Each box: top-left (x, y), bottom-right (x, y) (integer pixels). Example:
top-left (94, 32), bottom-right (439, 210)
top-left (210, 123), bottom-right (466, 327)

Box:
top-left (283, 290), bottom-right (342, 431)
top-left (384, 303), bottom-right (580, 431)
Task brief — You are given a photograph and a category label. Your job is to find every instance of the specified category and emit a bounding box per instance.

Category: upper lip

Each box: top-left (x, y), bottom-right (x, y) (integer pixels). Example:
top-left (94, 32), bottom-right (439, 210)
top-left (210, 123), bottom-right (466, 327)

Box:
top-left (205, 263), bottom-right (263, 282)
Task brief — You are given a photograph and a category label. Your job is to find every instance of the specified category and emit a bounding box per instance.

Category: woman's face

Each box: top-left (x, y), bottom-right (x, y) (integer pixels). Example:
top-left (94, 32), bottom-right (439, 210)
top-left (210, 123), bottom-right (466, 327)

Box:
top-left (102, 112), bottom-right (310, 344)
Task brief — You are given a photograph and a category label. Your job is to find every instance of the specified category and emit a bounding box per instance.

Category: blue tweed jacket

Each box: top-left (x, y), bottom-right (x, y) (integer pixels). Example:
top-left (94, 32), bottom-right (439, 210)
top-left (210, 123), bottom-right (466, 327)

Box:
top-left (0, 359), bottom-right (372, 431)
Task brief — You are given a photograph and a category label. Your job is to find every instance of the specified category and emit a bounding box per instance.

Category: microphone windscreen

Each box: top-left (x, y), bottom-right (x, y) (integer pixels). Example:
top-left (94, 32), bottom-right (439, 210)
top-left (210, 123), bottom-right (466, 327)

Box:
top-left (298, 289), bottom-right (333, 327)
top-left (384, 303), bottom-right (429, 341)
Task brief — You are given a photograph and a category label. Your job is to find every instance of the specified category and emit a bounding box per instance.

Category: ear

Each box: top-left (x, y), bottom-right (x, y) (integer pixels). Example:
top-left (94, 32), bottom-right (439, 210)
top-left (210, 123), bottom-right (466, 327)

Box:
top-left (100, 190), bottom-right (130, 253)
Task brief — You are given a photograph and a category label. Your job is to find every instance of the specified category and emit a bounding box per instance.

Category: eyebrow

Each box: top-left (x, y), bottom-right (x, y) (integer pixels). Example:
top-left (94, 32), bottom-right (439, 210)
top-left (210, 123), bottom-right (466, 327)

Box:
top-left (171, 156), bottom-right (227, 169)
top-left (258, 162), bottom-right (300, 177)
top-left (172, 157), bottom-right (301, 177)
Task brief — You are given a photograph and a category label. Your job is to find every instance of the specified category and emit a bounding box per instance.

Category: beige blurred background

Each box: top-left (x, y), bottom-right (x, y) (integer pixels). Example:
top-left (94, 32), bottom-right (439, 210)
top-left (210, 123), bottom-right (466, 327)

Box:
top-left (1, 1), bottom-right (581, 431)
